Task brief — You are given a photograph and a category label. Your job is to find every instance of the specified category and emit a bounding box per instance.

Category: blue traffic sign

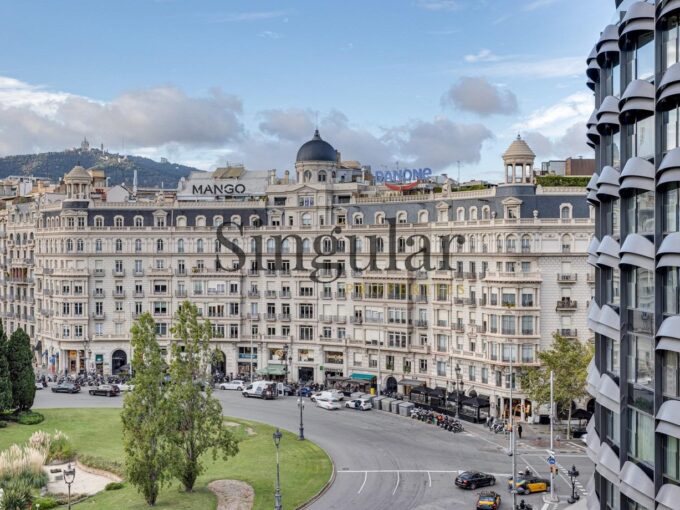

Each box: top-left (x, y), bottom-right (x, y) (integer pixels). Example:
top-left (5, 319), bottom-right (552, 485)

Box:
top-left (548, 457), bottom-right (556, 465)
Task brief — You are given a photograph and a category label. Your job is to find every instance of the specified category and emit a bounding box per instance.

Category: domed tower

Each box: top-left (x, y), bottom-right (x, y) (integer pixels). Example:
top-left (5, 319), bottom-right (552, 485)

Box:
top-left (63, 165), bottom-right (92, 200)
top-left (502, 135), bottom-right (536, 184)
top-left (295, 130), bottom-right (339, 183)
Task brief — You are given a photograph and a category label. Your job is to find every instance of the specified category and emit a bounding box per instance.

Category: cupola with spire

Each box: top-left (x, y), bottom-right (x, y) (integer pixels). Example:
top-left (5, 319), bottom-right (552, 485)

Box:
top-left (295, 129), bottom-right (340, 183)
top-left (502, 134), bottom-right (536, 184)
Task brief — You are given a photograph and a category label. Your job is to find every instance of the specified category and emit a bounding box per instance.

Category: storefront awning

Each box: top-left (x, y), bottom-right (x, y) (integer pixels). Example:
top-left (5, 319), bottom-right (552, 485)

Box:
top-left (351, 373), bottom-right (376, 381)
top-left (398, 379), bottom-right (425, 386)
top-left (256, 365), bottom-right (287, 376)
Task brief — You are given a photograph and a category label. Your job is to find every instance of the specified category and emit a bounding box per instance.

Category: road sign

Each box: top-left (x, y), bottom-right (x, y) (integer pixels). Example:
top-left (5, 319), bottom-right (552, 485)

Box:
top-left (548, 457), bottom-right (556, 465)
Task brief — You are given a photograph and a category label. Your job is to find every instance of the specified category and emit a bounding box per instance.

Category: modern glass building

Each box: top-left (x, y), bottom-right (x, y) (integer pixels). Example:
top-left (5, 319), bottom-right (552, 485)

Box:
top-left (586, 1), bottom-right (680, 509)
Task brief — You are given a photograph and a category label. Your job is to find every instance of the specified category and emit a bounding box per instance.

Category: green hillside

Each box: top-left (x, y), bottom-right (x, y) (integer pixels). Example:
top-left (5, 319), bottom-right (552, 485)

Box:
top-left (0, 148), bottom-right (204, 187)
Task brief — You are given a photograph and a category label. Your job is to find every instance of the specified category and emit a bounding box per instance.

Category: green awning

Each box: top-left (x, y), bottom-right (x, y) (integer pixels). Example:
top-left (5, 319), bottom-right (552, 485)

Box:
top-left (256, 365), bottom-right (287, 376)
top-left (351, 373), bottom-right (376, 381)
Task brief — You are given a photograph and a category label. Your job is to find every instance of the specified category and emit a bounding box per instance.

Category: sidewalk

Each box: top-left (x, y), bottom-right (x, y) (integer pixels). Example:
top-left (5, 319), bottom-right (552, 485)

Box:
top-left (465, 420), bottom-right (586, 454)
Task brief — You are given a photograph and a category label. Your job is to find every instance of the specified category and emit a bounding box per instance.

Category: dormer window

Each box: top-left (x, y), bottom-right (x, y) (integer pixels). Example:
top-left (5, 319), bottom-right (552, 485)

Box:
top-left (318, 171), bottom-right (327, 182)
top-left (506, 206), bottom-right (519, 219)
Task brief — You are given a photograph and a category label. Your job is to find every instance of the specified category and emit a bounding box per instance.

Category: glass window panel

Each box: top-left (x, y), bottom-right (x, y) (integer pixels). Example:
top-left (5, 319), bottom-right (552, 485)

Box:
top-left (635, 35), bottom-right (654, 81)
top-left (636, 115), bottom-right (654, 159)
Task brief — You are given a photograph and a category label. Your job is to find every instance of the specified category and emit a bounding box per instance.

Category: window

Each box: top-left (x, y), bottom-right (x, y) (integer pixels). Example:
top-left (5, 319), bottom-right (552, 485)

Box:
top-left (156, 239), bottom-right (164, 252)
top-left (301, 213), bottom-right (312, 226)
top-left (114, 216), bottom-right (124, 227)
top-left (625, 115), bottom-right (655, 160)
top-left (134, 239), bottom-right (142, 252)
top-left (419, 359), bottom-right (428, 373)
top-left (437, 361), bottom-right (446, 377)
top-left (663, 15), bottom-right (680, 72)
top-left (95, 239), bottom-right (102, 252)
top-left (94, 216), bottom-right (104, 227)
top-left (627, 409), bottom-right (654, 465)
top-left (134, 216), bottom-right (144, 227)
top-left (299, 326), bottom-right (313, 340)
top-left (196, 239), bottom-right (204, 253)
top-left (115, 239), bottom-right (123, 252)
top-left (663, 435), bottom-right (680, 482)
top-left (177, 239), bottom-right (184, 253)
top-left (625, 189), bottom-right (655, 235)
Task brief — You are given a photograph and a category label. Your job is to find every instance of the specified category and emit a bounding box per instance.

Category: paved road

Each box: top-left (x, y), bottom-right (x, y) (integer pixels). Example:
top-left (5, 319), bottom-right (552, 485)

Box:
top-left (34, 388), bottom-right (593, 510)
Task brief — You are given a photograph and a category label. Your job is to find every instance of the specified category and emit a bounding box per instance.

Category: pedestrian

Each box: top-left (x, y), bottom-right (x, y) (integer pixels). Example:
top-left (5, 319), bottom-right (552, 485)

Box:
top-left (518, 423), bottom-right (523, 439)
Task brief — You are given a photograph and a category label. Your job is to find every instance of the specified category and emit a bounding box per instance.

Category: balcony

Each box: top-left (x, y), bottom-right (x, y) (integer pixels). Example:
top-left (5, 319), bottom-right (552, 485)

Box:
top-left (278, 313), bottom-right (291, 321)
top-left (247, 290), bottom-right (260, 298)
top-left (113, 290), bottom-right (126, 298)
top-left (265, 290), bottom-right (277, 298)
top-left (133, 290), bottom-right (144, 298)
top-left (94, 268), bottom-right (105, 276)
top-left (558, 328), bottom-right (578, 338)
top-left (436, 294), bottom-right (450, 303)
top-left (335, 292), bottom-right (346, 300)
top-left (248, 269), bottom-right (259, 276)
top-left (265, 313), bottom-right (277, 321)
top-left (416, 320), bottom-right (428, 328)
top-left (320, 315), bottom-right (333, 323)
top-left (351, 292), bottom-right (363, 300)
top-left (113, 269), bottom-right (125, 277)
top-left (175, 289), bottom-right (187, 298)
top-left (321, 292), bottom-right (333, 300)
top-left (556, 299), bottom-right (578, 311)
top-left (412, 295), bottom-right (428, 303)
top-left (279, 291), bottom-right (291, 299)
top-left (335, 315), bottom-right (347, 324)
top-left (557, 273), bottom-right (577, 283)
top-left (175, 268), bottom-right (187, 276)
top-left (350, 316), bottom-right (363, 324)
top-left (91, 312), bottom-right (106, 320)
top-left (246, 313), bottom-right (260, 320)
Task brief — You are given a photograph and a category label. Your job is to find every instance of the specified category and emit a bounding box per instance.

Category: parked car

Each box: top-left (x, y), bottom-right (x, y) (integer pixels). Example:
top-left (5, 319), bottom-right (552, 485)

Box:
top-left (242, 381), bottom-right (277, 399)
top-left (311, 390), bottom-right (344, 402)
top-left (476, 491), bottom-right (501, 510)
top-left (51, 382), bottom-right (80, 394)
top-left (454, 471), bottom-right (496, 490)
top-left (298, 387), bottom-right (313, 397)
top-left (89, 384), bottom-right (121, 397)
top-left (316, 397), bottom-right (341, 410)
top-left (345, 398), bottom-right (373, 411)
top-left (219, 379), bottom-right (246, 391)
top-left (507, 476), bottom-right (551, 494)
top-left (114, 383), bottom-right (134, 392)
top-left (35, 381), bottom-right (44, 390)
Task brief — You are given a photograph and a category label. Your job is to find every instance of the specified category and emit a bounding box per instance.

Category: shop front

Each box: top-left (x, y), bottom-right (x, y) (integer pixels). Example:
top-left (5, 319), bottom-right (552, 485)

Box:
top-left (237, 347), bottom-right (257, 379)
top-left (95, 354), bottom-right (104, 375)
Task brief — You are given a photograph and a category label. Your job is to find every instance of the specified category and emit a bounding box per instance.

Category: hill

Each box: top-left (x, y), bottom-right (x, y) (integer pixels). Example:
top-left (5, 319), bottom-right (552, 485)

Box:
top-left (0, 148), bottom-right (204, 188)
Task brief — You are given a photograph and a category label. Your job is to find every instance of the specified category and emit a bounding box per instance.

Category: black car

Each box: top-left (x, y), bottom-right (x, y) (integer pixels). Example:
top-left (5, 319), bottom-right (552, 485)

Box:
top-left (455, 471), bottom-right (496, 490)
top-left (51, 382), bottom-right (81, 394)
top-left (88, 384), bottom-right (121, 397)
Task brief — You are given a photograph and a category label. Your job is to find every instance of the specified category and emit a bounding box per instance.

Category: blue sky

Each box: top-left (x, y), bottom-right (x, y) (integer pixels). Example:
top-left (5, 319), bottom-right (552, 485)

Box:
top-left (0, 0), bottom-right (611, 182)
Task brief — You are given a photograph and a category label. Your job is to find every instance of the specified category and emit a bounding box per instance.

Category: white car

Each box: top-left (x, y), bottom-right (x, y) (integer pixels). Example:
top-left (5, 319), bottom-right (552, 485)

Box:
top-left (35, 382), bottom-right (44, 390)
top-left (345, 398), bottom-right (373, 411)
top-left (219, 379), bottom-right (246, 391)
top-left (316, 398), bottom-right (341, 410)
top-left (115, 383), bottom-right (135, 392)
top-left (311, 389), bottom-right (344, 402)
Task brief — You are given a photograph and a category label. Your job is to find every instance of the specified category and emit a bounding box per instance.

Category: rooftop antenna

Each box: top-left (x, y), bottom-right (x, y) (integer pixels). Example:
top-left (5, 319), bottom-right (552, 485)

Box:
top-left (457, 160), bottom-right (461, 191)
top-left (315, 112), bottom-right (319, 130)
top-left (133, 169), bottom-right (138, 196)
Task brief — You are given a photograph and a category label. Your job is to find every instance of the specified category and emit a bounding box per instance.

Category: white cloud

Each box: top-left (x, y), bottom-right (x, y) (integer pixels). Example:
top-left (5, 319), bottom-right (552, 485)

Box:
top-left (522, 123), bottom-right (591, 159)
top-left (523, 0), bottom-right (560, 11)
top-left (516, 91), bottom-right (592, 135)
top-left (416, 0), bottom-right (461, 12)
top-left (258, 108), bottom-right (316, 142)
top-left (463, 49), bottom-right (501, 63)
top-left (442, 77), bottom-right (518, 116)
top-left (259, 31), bottom-right (282, 39)
top-left (465, 55), bottom-right (584, 79)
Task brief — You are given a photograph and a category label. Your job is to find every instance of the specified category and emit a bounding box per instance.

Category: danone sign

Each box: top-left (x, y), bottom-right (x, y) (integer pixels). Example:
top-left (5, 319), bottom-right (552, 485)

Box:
top-left (374, 167), bottom-right (432, 184)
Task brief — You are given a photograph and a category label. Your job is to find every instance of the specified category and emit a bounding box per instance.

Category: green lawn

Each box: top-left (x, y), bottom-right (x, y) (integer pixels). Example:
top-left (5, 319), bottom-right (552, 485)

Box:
top-left (0, 409), bottom-right (332, 510)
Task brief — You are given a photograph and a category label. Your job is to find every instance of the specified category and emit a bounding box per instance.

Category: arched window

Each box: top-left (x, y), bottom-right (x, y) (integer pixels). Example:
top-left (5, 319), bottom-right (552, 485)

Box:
top-left (560, 205), bottom-right (572, 220)
top-left (469, 207), bottom-right (478, 220)
top-left (302, 239), bottom-right (311, 253)
top-left (353, 213), bottom-right (363, 225)
top-left (177, 239), bottom-right (184, 253)
top-left (66, 239), bottom-right (73, 252)
top-left (397, 211), bottom-right (407, 224)
top-left (156, 239), bottom-right (164, 252)
top-left (397, 237), bottom-right (406, 253)
top-left (457, 207), bottom-right (465, 221)
top-left (197, 239), bottom-right (204, 253)
top-left (418, 211), bottom-right (428, 223)
top-left (303, 170), bottom-right (312, 182)
top-left (375, 212), bottom-right (385, 224)
top-left (482, 206), bottom-right (490, 220)
top-left (196, 216), bottom-right (206, 227)
top-left (94, 216), bottom-right (104, 227)
top-left (496, 236), bottom-right (503, 252)
top-left (176, 216), bottom-right (187, 228)
top-left (115, 239), bottom-right (123, 252)
top-left (214, 239), bottom-right (221, 253)
top-left (250, 215), bottom-right (261, 227)
top-left (213, 215), bottom-right (223, 227)
top-left (134, 216), bottom-right (144, 227)
top-left (354, 237), bottom-right (363, 252)
top-left (76, 239), bottom-right (84, 252)
top-left (250, 238), bottom-right (257, 253)
top-left (135, 239), bottom-right (142, 252)
top-left (266, 238), bottom-right (276, 253)
top-left (302, 213), bottom-right (312, 226)
top-left (469, 235), bottom-right (476, 253)
top-left (318, 170), bottom-right (327, 182)
top-left (521, 235), bottom-right (531, 253)
top-left (230, 215), bottom-right (241, 226)
top-left (505, 235), bottom-right (517, 253)
top-left (114, 216), bottom-right (124, 227)
top-left (95, 239), bottom-right (102, 252)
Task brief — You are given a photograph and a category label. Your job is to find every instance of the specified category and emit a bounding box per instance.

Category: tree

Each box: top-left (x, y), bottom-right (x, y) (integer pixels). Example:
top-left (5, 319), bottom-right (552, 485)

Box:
top-left (166, 301), bottom-right (239, 492)
top-left (0, 322), bottom-right (12, 411)
top-left (7, 328), bottom-right (35, 411)
top-left (519, 333), bottom-right (593, 439)
top-left (121, 313), bottom-right (173, 506)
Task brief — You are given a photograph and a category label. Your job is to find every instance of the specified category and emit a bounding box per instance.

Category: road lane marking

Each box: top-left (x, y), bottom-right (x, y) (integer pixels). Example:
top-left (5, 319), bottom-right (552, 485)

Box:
top-left (338, 469), bottom-right (511, 476)
top-left (427, 471), bottom-right (432, 487)
top-left (357, 471), bottom-right (367, 494)
top-left (393, 471), bottom-right (400, 495)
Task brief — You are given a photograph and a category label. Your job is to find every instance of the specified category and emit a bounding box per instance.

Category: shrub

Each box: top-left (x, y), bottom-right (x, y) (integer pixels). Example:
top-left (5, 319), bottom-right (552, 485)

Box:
top-left (48, 433), bottom-right (75, 463)
top-left (16, 411), bottom-right (44, 425)
top-left (105, 481), bottom-right (125, 491)
top-left (28, 430), bottom-right (51, 453)
top-left (0, 444), bottom-right (47, 485)
top-left (0, 478), bottom-right (33, 510)
top-left (77, 454), bottom-right (125, 477)
top-left (0, 421), bottom-right (6, 428)
top-left (31, 496), bottom-right (58, 509)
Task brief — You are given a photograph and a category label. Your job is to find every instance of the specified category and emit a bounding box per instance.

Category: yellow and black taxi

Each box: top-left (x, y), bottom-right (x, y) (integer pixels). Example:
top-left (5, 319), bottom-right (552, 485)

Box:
top-left (507, 475), bottom-right (550, 494)
top-left (475, 491), bottom-right (501, 510)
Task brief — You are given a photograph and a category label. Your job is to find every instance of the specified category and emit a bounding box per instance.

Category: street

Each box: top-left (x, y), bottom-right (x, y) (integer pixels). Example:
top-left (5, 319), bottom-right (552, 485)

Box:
top-left (34, 388), bottom-right (593, 510)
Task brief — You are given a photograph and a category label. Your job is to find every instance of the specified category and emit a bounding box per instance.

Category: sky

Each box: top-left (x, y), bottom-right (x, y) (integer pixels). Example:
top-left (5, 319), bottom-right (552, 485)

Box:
top-left (0, 0), bottom-right (612, 182)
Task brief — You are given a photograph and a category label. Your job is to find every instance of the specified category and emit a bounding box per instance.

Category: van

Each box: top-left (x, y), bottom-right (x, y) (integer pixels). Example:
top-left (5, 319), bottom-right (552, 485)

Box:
top-left (242, 381), bottom-right (277, 399)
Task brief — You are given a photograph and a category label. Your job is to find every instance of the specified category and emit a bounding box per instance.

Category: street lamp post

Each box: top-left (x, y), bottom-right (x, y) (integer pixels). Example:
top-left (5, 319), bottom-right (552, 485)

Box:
top-left (297, 397), bottom-right (305, 440)
top-left (63, 462), bottom-right (76, 510)
top-left (567, 465), bottom-right (580, 504)
top-left (454, 364), bottom-right (463, 419)
top-left (273, 428), bottom-right (283, 510)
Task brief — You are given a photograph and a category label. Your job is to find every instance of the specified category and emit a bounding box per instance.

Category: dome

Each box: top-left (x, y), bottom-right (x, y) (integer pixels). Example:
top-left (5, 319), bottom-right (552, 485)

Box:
top-left (503, 135), bottom-right (536, 159)
top-left (65, 165), bottom-right (91, 180)
top-left (296, 130), bottom-right (337, 163)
